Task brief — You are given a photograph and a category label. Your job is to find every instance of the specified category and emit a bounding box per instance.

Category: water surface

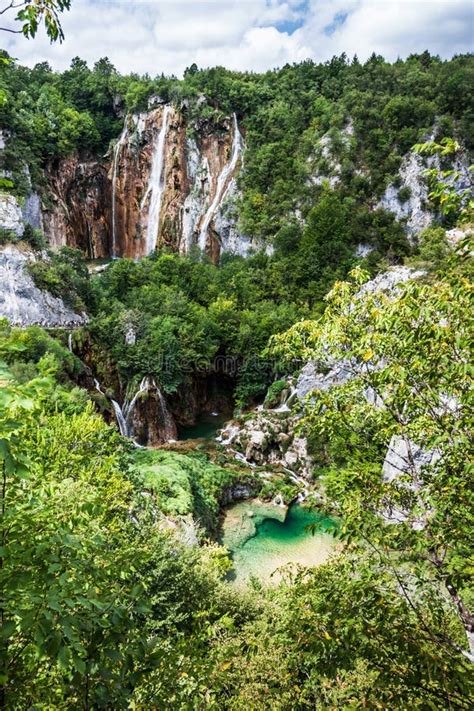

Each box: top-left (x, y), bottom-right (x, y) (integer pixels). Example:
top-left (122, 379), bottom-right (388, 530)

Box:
top-left (178, 413), bottom-right (227, 441)
top-left (222, 501), bottom-right (335, 586)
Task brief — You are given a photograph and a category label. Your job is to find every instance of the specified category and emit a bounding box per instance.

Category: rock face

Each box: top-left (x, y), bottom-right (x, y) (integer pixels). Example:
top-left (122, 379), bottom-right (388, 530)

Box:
top-left (357, 265), bottom-right (426, 295)
top-left (130, 385), bottom-right (178, 446)
top-left (0, 194), bottom-right (24, 236)
top-left (219, 411), bottom-right (314, 479)
top-left (42, 106), bottom-right (258, 263)
top-left (0, 245), bottom-right (87, 327)
top-left (378, 152), bottom-right (432, 236)
top-left (378, 147), bottom-right (472, 238)
top-left (43, 156), bottom-right (111, 259)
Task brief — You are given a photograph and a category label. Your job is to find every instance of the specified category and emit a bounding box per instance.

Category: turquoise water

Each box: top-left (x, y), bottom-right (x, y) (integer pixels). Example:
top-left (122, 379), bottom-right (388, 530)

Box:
top-left (223, 502), bottom-right (335, 586)
top-left (178, 413), bottom-right (227, 440)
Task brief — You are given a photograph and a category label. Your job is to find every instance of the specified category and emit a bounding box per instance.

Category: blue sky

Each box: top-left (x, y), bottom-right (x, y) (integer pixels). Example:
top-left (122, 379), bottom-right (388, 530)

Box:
top-left (2, 0), bottom-right (473, 75)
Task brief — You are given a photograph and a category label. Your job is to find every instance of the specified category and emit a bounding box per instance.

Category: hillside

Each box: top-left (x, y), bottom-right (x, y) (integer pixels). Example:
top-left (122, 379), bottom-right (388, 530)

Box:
top-left (0, 49), bottom-right (473, 709)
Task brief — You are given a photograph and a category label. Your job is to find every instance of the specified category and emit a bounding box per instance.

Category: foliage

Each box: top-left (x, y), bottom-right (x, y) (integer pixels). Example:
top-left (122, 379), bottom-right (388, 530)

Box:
top-left (269, 245), bottom-right (474, 664)
top-left (413, 137), bottom-right (474, 222)
top-left (27, 246), bottom-right (94, 312)
top-left (207, 557), bottom-right (472, 709)
top-left (130, 448), bottom-right (255, 533)
top-left (0, 340), bottom-right (236, 707)
top-left (0, 0), bottom-right (71, 43)
top-left (264, 379), bottom-right (288, 408)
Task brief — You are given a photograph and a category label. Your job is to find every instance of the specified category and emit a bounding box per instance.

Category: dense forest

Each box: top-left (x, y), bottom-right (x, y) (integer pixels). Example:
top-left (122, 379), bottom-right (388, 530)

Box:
top-left (0, 40), bottom-right (473, 709)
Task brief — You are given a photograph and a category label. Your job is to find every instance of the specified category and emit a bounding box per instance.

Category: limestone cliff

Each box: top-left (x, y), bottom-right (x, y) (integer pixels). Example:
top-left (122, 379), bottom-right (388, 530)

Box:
top-left (42, 105), bottom-right (257, 263)
top-left (0, 245), bottom-right (87, 327)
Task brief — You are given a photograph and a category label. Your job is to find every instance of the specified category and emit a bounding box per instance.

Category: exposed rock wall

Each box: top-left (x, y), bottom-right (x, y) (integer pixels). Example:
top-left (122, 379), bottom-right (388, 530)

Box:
top-left (42, 106), bottom-right (255, 263)
top-left (0, 245), bottom-right (87, 327)
top-left (378, 146), bottom-right (472, 238)
top-left (0, 194), bottom-right (24, 236)
top-left (43, 157), bottom-right (111, 258)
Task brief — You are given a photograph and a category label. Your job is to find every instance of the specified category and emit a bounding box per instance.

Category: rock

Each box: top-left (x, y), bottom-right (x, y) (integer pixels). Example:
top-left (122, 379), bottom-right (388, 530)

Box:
top-left (125, 326), bottom-right (136, 345)
top-left (0, 245), bottom-right (88, 327)
top-left (382, 435), bottom-right (440, 484)
top-left (378, 145), bottom-right (472, 238)
top-left (0, 194), bottom-right (23, 236)
top-left (381, 434), bottom-right (440, 530)
top-left (296, 360), bottom-right (352, 398)
top-left (358, 265), bottom-right (426, 296)
top-left (21, 192), bottom-right (43, 231)
top-left (355, 243), bottom-right (374, 258)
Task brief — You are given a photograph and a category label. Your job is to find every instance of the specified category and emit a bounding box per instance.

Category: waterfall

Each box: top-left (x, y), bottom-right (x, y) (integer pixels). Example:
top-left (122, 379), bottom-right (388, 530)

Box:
top-left (93, 375), bottom-right (175, 444)
top-left (198, 113), bottom-right (242, 252)
top-left (67, 332), bottom-right (73, 353)
top-left (142, 105), bottom-right (171, 255)
top-left (111, 120), bottom-right (129, 258)
top-left (123, 376), bottom-right (149, 433)
top-left (111, 399), bottom-right (128, 437)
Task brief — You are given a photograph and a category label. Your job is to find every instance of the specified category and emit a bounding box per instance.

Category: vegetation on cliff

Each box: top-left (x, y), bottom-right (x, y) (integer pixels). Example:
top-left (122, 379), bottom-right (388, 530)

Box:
top-left (0, 40), bottom-right (473, 709)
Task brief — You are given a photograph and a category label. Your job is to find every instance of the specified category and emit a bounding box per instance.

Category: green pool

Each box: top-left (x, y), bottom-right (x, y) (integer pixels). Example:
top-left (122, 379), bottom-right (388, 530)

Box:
top-left (221, 500), bottom-right (336, 586)
top-left (178, 413), bottom-right (228, 440)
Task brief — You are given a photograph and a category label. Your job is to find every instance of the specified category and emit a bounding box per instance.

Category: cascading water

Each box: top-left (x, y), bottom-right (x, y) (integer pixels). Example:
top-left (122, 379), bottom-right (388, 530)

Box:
top-left (198, 113), bottom-right (242, 252)
top-left (142, 105), bottom-right (171, 255)
top-left (111, 121), bottom-right (129, 258)
top-left (122, 376), bottom-right (150, 435)
top-left (111, 399), bottom-right (128, 437)
top-left (94, 376), bottom-right (175, 444)
top-left (93, 378), bottom-right (129, 438)
top-left (67, 332), bottom-right (73, 353)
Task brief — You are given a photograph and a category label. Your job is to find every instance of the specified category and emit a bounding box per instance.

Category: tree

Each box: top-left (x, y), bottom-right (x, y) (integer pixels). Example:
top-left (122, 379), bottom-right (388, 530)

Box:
top-left (0, 1), bottom-right (71, 42)
top-left (269, 246), bottom-right (474, 667)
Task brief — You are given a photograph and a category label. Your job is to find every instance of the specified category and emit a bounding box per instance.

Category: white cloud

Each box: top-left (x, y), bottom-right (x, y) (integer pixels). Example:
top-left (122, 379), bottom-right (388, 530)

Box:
top-left (1, 0), bottom-right (472, 76)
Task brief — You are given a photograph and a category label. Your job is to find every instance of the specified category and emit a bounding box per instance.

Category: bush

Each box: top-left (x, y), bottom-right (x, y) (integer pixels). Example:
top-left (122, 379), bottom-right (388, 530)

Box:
top-left (264, 379), bottom-right (288, 408)
top-left (22, 223), bottom-right (45, 250)
top-left (0, 226), bottom-right (18, 244)
top-left (398, 185), bottom-right (412, 203)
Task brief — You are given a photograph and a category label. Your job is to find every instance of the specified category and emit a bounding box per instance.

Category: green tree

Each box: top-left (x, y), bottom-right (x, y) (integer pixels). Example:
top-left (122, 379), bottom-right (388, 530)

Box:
top-left (269, 251), bottom-right (474, 664)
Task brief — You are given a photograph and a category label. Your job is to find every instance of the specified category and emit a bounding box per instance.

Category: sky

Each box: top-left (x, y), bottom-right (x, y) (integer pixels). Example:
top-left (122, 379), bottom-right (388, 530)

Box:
top-left (1, 0), bottom-right (473, 76)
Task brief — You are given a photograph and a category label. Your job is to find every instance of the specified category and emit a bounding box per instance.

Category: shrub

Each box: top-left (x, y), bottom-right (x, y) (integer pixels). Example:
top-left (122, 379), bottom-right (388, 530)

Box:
top-left (398, 185), bottom-right (412, 203)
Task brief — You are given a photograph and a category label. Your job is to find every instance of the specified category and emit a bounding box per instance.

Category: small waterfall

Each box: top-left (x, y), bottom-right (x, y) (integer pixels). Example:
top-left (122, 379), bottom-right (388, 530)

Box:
top-left (111, 399), bottom-right (128, 437)
top-left (142, 105), bottom-right (171, 255)
top-left (111, 120), bottom-right (129, 258)
top-left (123, 376), bottom-right (149, 433)
top-left (67, 332), bottom-right (73, 353)
top-left (92, 375), bottom-right (175, 444)
top-left (198, 113), bottom-right (242, 252)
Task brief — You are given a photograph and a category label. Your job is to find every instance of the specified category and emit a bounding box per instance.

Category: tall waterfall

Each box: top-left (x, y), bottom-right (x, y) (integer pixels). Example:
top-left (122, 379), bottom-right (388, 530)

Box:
top-left (198, 113), bottom-right (242, 252)
top-left (111, 121), bottom-right (129, 258)
top-left (142, 105), bottom-right (171, 255)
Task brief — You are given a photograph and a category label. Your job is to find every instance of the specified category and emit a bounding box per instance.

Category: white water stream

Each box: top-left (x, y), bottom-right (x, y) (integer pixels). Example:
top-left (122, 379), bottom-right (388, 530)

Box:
top-left (198, 113), bottom-right (242, 252)
top-left (142, 105), bottom-right (171, 255)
